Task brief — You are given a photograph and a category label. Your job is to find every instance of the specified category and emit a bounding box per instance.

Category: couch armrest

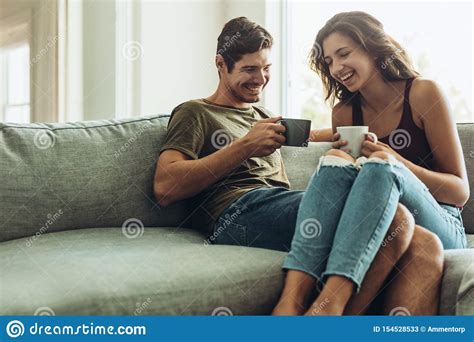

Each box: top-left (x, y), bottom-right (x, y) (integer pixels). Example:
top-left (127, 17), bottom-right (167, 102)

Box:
top-left (440, 249), bottom-right (474, 315)
top-left (456, 254), bottom-right (474, 315)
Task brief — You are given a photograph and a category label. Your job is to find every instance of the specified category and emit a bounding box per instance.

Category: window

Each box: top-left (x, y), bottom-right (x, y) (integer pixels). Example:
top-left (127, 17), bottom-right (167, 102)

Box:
top-left (285, 2), bottom-right (473, 128)
top-left (0, 42), bottom-right (31, 123)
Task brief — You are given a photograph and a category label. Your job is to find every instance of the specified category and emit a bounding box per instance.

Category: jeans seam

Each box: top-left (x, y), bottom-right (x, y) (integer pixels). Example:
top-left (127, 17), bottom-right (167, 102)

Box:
top-left (354, 180), bottom-right (399, 277)
top-left (327, 178), bottom-right (399, 291)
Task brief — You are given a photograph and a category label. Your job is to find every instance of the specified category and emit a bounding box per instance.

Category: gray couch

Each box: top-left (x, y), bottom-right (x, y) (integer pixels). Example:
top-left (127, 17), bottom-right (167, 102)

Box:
top-left (1, 115), bottom-right (473, 315)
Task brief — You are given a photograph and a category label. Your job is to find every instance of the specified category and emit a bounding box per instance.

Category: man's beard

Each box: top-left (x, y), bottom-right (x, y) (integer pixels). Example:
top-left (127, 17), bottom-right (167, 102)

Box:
top-left (229, 86), bottom-right (261, 104)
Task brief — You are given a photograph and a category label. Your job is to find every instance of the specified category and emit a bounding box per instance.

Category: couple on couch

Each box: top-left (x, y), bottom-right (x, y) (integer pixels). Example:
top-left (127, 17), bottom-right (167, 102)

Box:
top-left (154, 12), bottom-right (469, 315)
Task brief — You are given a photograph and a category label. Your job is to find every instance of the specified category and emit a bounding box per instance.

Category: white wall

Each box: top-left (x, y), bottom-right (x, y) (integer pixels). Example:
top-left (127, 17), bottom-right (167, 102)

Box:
top-left (82, 0), bottom-right (116, 120)
top-left (0, 0), bottom-right (281, 121)
top-left (139, 0), bottom-right (280, 116)
top-left (139, 0), bottom-right (223, 116)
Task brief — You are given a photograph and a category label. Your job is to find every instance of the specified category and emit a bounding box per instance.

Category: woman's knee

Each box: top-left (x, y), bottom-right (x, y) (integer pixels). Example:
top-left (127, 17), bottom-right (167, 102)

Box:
top-left (368, 151), bottom-right (398, 164)
top-left (384, 204), bottom-right (415, 255)
top-left (325, 149), bottom-right (355, 162)
top-left (406, 225), bottom-right (444, 274)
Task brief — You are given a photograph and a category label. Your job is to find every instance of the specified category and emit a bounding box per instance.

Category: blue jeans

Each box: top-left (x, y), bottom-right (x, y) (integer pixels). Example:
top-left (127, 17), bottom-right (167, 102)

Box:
top-left (212, 156), bottom-right (467, 291)
top-left (283, 155), bottom-right (467, 292)
top-left (210, 186), bottom-right (304, 251)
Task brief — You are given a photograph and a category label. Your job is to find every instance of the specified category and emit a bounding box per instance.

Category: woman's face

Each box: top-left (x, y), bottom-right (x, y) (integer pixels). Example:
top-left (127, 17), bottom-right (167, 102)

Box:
top-left (322, 31), bottom-right (377, 92)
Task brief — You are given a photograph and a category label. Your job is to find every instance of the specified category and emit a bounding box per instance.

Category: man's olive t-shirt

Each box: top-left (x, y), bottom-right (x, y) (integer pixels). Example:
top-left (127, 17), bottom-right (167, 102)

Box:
top-left (159, 99), bottom-right (290, 235)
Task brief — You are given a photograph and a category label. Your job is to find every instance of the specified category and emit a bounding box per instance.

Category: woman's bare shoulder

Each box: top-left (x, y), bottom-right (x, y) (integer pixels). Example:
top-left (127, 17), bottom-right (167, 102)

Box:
top-left (332, 101), bottom-right (353, 128)
top-left (409, 78), bottom-right (446, 120)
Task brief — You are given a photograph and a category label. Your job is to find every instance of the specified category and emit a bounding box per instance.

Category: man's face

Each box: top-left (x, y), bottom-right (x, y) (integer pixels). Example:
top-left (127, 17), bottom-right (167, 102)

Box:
top-left (220, 48), bottom-right (272, 105)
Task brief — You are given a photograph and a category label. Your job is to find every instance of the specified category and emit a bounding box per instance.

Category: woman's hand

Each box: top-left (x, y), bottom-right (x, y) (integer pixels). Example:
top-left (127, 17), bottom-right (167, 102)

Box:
top-left (332, 132), bottom-right (349, 152)
top-left (360, 136), bottom-right (405, 162)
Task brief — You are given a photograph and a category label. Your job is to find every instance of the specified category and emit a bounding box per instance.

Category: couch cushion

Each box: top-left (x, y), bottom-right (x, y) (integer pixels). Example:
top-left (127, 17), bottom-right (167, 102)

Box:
top-left (466, 234), bottom-right (474, 248)
top-left (456, 261), bottom-right (474, 315)
top-left (440, 248), bottom-right (474, 315)
top-left (457, 123), bottom-right (474, 234)
top-left (0, 115), bottom-right (192, 243)
top-left (281, 142), bottom-right (332, 191)
top-left (0, 228), bottom-right (286, 315)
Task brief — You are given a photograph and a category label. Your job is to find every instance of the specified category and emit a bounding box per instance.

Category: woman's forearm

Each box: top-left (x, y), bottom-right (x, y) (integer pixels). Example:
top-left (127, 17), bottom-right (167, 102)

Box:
top-left (403, 160), bottom-right (469, 206)
top-left (310, 128), bottom-right (333, 142)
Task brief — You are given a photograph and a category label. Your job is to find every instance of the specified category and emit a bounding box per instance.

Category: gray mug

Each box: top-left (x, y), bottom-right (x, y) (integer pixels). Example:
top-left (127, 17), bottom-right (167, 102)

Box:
top-left (279, 118), bottom-right (311, 147)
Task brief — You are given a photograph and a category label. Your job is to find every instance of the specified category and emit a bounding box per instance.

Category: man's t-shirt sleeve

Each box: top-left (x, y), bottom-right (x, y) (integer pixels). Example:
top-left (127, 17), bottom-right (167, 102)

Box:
top-left (159, 104), bottom-right (205, 160)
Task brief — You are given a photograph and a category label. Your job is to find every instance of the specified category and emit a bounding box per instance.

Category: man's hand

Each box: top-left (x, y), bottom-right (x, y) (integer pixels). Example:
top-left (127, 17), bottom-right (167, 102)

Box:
top-left (238, 116), bottom-right (286, 157)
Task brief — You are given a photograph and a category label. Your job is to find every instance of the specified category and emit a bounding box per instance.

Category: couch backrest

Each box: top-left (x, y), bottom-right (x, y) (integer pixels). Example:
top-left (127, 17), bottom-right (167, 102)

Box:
top-left (0, 115), bottom-right (191, 243)
top-left (1, 117), bottom-right (472, 242)
top-left (281, 123), bottom-right (474, 234)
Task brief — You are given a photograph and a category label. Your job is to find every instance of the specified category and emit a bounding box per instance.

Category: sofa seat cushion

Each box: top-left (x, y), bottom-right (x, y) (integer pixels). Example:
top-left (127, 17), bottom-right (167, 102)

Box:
top-left (456, 260), bottom-right (474, 315)
top-left (466, 234), bottom-right (474, 248)
top-left (440, 248), bottom-right (474, 315)
top-left (0, 228), bottom-right (286, 315)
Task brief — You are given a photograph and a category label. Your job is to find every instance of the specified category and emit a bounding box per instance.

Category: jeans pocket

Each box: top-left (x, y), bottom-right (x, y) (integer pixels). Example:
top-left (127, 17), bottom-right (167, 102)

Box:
top-left (213, 217), bottom-right (247, 247)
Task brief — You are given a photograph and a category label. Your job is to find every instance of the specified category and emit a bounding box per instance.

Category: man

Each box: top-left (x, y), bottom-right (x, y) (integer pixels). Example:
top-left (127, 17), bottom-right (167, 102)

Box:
top-left (154, 17), bottom-right (443, 315)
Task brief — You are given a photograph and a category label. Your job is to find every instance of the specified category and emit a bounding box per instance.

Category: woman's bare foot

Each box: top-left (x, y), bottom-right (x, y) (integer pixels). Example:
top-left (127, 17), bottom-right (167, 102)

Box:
top-left (272, 295), bottom-right (306, 315)
top-left (272, 270), bottom-right (317, 315)
top-left (304, 296), bottom-right (345, 316)
top-left (304, 276), bottom-right (355, 316)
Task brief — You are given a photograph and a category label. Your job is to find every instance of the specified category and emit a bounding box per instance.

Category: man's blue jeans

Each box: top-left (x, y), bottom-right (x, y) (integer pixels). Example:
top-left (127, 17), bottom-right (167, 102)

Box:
top-left (212, 155), bottom-right (467, 291)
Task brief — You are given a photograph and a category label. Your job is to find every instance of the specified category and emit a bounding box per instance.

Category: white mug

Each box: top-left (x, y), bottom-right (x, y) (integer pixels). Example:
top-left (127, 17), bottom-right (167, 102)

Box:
top-left (336, 126), bottom-right (378, 158)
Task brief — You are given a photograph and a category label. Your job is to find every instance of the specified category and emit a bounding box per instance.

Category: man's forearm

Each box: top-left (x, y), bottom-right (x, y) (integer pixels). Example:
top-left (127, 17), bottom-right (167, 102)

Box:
top-left (155, 139), bottom-right (252, 206)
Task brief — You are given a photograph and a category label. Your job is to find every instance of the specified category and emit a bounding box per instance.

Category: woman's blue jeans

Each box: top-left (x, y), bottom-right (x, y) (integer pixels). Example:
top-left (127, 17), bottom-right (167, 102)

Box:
top-left (282, 155), bottom-right (467, 291)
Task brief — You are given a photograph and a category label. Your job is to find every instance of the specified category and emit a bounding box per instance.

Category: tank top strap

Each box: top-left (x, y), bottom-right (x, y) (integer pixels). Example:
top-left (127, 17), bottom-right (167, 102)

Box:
top-left (351, 93), bottom-right (364, 126)
top-left (399, 77), bottom-right (417, 127)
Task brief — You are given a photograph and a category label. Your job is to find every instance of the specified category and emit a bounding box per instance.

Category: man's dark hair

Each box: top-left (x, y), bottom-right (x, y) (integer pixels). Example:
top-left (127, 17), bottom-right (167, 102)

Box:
top-left (216, 17), bottom-right (273, 73)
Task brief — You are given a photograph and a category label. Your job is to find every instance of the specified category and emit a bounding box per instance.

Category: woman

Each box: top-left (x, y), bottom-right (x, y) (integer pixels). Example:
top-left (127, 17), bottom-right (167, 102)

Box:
top-left (275, 11), bottom-right (469, 315)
